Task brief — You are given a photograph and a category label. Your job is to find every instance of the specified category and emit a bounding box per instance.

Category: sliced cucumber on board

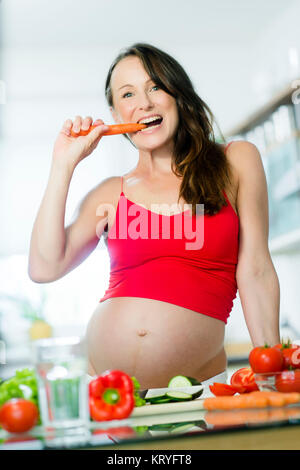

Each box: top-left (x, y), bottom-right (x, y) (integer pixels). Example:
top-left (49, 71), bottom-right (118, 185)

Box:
top-left (145, 394), bottom-right (169, 403)
top-left (165, 391), bottom-right (193, 401)
top-left (189, 389), bottom-right (203, 399)
top-left (145, 388), bottom-right (203, 404)
top-left (146, 397), bottom-right (172, 404)
top-left (167, 375), bottom-right (202, 388)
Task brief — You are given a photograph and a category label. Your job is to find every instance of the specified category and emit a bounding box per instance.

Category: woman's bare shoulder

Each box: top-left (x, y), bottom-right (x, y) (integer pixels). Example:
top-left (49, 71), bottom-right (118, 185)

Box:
top-left (85, 175), bottom-right (122, 206)
top-left (224, 140), bottom-right (262, 180)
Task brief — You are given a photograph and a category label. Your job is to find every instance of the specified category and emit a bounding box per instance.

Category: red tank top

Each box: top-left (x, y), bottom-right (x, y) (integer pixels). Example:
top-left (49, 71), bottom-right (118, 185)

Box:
top-left (99, 141), bottom-right (239, 324)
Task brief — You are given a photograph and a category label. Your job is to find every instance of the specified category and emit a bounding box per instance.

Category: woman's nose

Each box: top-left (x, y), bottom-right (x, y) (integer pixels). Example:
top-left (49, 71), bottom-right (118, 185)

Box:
top-left (138, 93), bottom-right (154, 109)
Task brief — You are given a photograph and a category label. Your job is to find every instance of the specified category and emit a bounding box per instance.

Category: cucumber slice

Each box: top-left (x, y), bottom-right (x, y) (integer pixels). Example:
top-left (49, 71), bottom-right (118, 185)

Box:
top-left (150, 397), bottom-right (172, 404)
top-left (145, 388), bottom-right (203, 404)
top-left (165, 391), bottom-right (193, 401)
top-left (149, 423), bottom-right (174, 431)
top-left (191, 389), bottom-right (203, 400)
top-left (145, 393), bottom-right (169, 403)
top-left (168, 375), bottom-right (193, 388)
top-left (185, 376), bottom-right (202, 386)
top-left (167, 375), bottom-right (202, 388)
top-left (170, 423), bottom-right (195, 434)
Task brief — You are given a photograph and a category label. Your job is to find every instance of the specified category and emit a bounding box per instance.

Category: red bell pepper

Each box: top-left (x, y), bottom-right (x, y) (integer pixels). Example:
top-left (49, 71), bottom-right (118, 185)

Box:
top-left (89, 370), bottom-right (135, 421)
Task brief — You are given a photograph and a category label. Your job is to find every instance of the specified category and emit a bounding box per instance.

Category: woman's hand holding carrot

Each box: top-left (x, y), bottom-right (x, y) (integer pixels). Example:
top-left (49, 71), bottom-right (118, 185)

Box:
top-left (52, 116), bottom-right (110, 171)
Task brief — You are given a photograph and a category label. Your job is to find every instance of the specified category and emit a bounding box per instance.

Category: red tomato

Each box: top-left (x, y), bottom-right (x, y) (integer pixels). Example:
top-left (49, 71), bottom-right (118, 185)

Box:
top-left (290, 347), bottom-right (300, 369)
top-left (230, 367), bottom-right (259, 393)
top-left (209, 383), bottom-right (237, 396)
top-left (0, 399), bottom-right (39, 433)
top-left (249, 345), bottom-right (283, 373)
top-left (275, 370), bottom-right (300, 393)
top-left (274, 341), bottom-right (300, 369)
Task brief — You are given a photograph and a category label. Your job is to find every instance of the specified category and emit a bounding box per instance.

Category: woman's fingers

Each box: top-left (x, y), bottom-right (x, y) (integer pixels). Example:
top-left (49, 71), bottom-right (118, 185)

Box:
top-left (72, 115), bottom-right (83, 134)
top-left (92, 118), bottom-right (104, 126)
top-left (60, 118), bottom-right (73, 136)
top-left (88, 123), bottom-right (109, 141)
top-left (60, 116), bottom-right (108, 140)
top-left (82, 116), bottom-right (93, 131)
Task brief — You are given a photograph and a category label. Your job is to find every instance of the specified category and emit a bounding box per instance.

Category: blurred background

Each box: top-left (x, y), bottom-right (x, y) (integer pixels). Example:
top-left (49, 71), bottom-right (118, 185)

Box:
top-left (0, 0), bottom-right (300, 379)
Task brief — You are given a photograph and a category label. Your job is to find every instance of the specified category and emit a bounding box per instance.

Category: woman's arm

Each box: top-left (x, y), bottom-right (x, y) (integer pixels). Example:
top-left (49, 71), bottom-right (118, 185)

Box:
top-left (237, 260), bottom-right (280, 347)
top-left (28, 160), bottom-right (75, 281)
top-left (227, 141), bottom-right (280, 346)
top-left (28, 116), bottom-right (110, 282)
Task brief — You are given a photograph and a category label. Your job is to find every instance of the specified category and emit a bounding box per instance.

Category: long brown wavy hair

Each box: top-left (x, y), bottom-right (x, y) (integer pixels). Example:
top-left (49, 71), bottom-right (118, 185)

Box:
top-left (105, 43), bottom-right (233, 216)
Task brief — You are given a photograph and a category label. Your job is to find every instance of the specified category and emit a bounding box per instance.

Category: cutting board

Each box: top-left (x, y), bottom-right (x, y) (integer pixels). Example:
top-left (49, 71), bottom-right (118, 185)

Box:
top-left (132, 385), bottom-right (209, 416)
top-left (131, 397), bottom-right (206, 416)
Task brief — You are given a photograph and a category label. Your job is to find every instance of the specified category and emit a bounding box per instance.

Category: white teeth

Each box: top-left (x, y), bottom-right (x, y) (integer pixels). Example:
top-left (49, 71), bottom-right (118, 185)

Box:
top-left (139, 123), bottom-right (162, 132)
top-left (139, 116), bottom-right (162, 124)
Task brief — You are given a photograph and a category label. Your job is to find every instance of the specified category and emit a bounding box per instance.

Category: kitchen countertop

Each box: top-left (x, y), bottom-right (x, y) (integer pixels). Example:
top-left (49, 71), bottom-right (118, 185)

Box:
top-left (1, 399), bottom-right (300, 450)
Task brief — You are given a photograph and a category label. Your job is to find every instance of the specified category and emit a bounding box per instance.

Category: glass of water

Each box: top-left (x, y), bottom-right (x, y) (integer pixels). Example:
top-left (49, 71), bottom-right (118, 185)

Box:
top-left (31, 336), bottom-right (89, 432)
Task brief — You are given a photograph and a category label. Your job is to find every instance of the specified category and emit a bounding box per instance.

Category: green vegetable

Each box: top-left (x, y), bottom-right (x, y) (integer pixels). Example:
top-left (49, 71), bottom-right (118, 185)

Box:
top-left (165, 391), bottom-right (193, 401)
top-left (149, 423), bottom-right (175, 431)
top-left (0, 368), bottom-right (41, 424)
top-left (167, 375), bottom-right (202, 388)
top-left (169, 423), bottom-right (195, 433)
top-left (145, 393), bottom-right (169, 403)
top-left (132, 425), bottom-right (149, 434)
top-left (149, 397), bottom-right (171, 404)
top-left (145, 388), bottom-right (203, 404)
top-left (131, 376), bottom-right (146, 408)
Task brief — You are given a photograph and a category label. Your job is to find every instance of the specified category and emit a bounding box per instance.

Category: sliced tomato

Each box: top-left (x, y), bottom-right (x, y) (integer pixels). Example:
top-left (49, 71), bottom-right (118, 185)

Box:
top-left (230, 367), bottom-right (259, 393)
top-left (209, 383), bottom-right (237, 396)
top-left (273, 340), bottom-right (300, 369)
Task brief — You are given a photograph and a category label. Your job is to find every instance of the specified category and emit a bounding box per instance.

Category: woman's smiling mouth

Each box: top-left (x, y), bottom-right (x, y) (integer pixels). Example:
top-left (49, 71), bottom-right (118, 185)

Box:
top-left (137, 117), bottom-right (163, 134)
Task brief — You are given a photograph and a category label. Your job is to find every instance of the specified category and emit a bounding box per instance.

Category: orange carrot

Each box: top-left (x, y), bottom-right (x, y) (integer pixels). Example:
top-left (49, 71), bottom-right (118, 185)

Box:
top-left (238, 393), bottom-right (269, 409)
top-left (203, 391), bottom-right (300, 410)
top-left (203, 396), bottom-right (238, 410)
top-left (251, 391), bottom-right (285, 407)
top-left (281, 392), bottom-right (300, 404)
top-left (252, 391), bottom-right (300, 406)
top-left (70, 123), bottom-right (147, 137)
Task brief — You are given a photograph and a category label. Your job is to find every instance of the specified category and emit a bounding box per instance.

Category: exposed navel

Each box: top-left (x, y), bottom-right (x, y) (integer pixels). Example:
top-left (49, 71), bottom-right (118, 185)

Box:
top-left (137, 328), bottom-right (148, 337)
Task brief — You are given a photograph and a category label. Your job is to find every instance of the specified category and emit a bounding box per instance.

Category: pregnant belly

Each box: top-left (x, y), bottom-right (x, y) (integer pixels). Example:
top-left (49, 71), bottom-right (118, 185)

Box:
top-left (85, 297), bottom-right (227, 389)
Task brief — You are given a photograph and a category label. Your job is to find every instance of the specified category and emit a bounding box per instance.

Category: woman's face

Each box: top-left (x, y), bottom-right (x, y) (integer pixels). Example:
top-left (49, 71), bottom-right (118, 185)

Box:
top-left (110, 56), bottom-right (179, 151)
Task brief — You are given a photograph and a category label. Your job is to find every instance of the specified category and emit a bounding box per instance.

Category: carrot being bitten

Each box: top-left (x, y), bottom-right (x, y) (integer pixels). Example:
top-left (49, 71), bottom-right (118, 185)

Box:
top-left (70, 122), bottom-right (147, 137)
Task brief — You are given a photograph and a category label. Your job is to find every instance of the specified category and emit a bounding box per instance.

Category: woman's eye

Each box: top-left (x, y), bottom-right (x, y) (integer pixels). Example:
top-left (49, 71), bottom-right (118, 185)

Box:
top-left (122, 85), bottom-right (159, 98)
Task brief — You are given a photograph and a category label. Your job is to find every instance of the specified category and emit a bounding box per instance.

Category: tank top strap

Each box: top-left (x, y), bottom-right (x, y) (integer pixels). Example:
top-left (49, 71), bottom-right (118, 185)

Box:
top-left (120, 176), bottom-right (124, 195)
top-left (224, 141), bottom-right (234, 153)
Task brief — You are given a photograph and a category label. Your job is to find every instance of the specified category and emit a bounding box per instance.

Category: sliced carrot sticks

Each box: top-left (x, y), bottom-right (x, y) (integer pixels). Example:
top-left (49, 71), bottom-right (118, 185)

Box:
top-left (70, 123), bottom-right (147, 137)
top-left (203, 391), bottom-right (300, 410)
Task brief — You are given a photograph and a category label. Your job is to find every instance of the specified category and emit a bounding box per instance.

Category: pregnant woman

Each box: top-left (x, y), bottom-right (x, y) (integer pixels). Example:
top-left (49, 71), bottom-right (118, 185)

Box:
top-left (28, 43), bottom-right (280, 389)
